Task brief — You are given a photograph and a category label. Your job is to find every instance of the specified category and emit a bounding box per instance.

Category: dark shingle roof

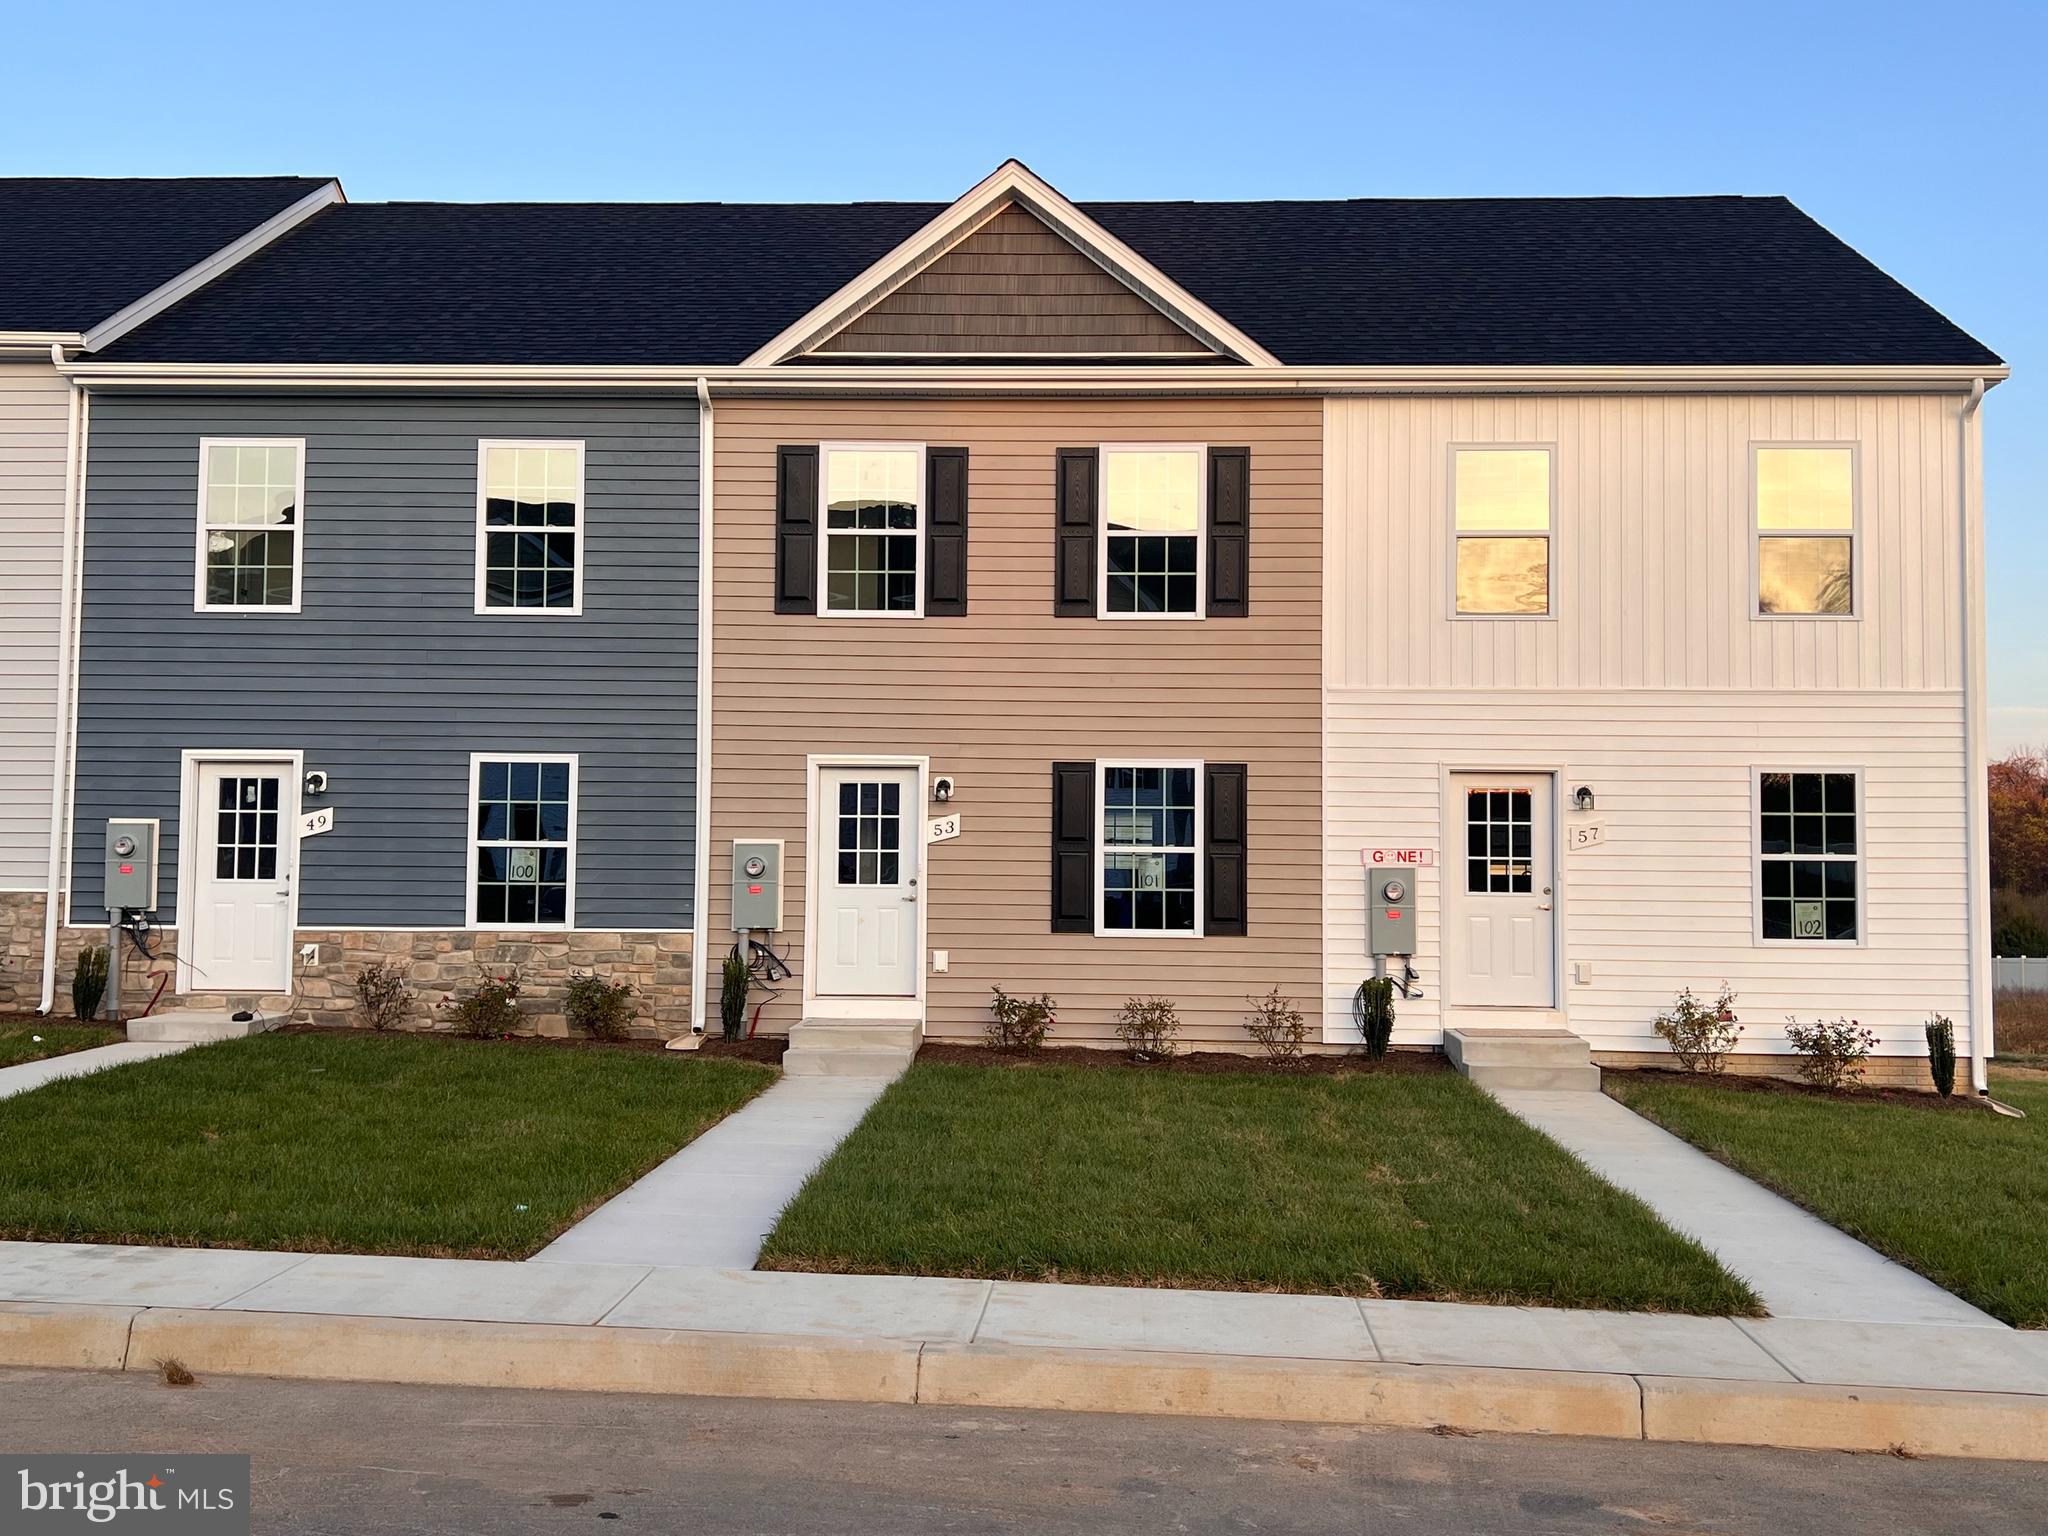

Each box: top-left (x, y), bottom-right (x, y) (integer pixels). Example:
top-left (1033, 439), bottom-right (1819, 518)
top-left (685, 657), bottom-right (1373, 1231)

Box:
top-left (93, 193), bottom-right (1999, 368)
top-left (0, 177), bottom-right (335, 334)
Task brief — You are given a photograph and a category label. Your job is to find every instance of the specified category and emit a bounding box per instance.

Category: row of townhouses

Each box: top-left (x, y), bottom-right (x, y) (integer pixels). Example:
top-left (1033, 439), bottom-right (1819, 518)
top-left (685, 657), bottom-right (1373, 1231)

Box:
top-left (0, 162), bottom-right (2006, 1088)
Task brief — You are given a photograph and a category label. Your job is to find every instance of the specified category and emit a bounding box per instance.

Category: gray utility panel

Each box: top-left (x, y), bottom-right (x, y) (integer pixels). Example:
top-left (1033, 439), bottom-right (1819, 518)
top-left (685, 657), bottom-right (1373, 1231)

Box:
top-left (1367, 872), bottom-right (1417, 957)
top-left (731, 840), bottom-right (784, 931)
top-left (103, 818), bottom-right (160, 911)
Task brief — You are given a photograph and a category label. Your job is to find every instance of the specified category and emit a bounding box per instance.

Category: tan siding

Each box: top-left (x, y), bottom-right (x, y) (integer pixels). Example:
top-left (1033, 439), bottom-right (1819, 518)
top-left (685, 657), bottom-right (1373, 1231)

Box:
top-left (713, 397), bottom-right (1321, 1045)
top-left (815, 206), bottom-right (1213, 357)
top-left (1326, 394), bottom-right (1963, 691)
top-left (1322, 688), bottom-right (1974, 1061)
top-left (0, 363), bottom-right (67, 888)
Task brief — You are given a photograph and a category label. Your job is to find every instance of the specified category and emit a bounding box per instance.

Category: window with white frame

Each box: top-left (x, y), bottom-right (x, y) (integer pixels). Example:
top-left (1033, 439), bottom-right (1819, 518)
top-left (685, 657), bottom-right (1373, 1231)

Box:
top-left (1102, 446), bottom-right (1203, 615)
top-left (198, 439), bottom-right (304, 610)
top-left (478, 441), bottom-right (584, 612)
top-left (1758, 771), bottom-right (1858, 942)
top-left (1755, 446), bottom-right (1854, 616)
top-left (471, 756), bottom-right (575, 927)
top-left (822, 445), bottom-right (922, 614)
top-left (1098, 762), bottom-right (1201, 935)
top-left (1453, 448), bottom-right (1551, 616)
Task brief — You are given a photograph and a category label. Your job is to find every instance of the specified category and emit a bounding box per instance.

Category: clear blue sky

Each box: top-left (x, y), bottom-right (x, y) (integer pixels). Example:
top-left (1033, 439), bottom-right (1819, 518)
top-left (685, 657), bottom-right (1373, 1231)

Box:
top-left (9, 0), bottom-right (2040, 742)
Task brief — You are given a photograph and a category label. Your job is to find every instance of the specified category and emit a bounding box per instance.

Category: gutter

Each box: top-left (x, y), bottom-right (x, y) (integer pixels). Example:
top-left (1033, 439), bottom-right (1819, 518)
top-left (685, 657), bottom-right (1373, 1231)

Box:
top-left (54, 360), bottom-right (2012, 397)
top-left (1961, 376), bottom-right (1992, 1096)
top-left (36, 347), bottom-right (85, 1013)
top-left (688, 378), bottom-right (715, 1037)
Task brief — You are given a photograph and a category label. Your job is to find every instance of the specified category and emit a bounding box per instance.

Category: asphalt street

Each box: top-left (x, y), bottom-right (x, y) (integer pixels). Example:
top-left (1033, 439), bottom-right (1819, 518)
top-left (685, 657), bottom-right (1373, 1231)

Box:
top-left (3, 1367), bottom-right (2043, 1534)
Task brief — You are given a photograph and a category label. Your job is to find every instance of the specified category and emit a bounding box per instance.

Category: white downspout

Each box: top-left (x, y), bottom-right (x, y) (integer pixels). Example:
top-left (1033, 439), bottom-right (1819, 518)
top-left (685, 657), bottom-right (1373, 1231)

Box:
top-left (36, 349), bottom-right (83, 1014)
top-left (688, 377), bottom-right (715, 1036)
top-left (1961, 376), bottom-right (1990, 1095)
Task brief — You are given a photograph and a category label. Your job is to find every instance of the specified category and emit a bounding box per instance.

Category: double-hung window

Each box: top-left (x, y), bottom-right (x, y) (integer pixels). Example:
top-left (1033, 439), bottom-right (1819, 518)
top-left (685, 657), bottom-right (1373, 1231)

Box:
top-left (1452, 447), bottom-right (1552, 616)
top-left (821, 444), bottom-right (923, 615)
top-left (477, 440), bottom-right (584, 613)
top-left (1100, 445), bottom-right (1204, 616)
top-left (1097, 761), bottom-right (1202, 935)
top-left (1758, 770), bottom-right (1859, 943)
top-left (196, 438), bottom-right (304, 611)
top-left (469, 754), bottom-right (576, 927)
top-left (1755, 446), bottom-right (1855, 616)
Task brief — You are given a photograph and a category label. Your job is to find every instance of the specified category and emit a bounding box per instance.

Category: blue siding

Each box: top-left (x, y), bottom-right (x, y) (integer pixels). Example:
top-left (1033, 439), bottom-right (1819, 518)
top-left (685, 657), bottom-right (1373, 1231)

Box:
top-left (72, 393), bottom-right (698, 929)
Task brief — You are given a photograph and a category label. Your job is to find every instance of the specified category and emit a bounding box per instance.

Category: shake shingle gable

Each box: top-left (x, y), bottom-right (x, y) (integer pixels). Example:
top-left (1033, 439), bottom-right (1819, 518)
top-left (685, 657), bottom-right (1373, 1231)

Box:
top-left (0, 177), bottom-right (336, 334)
top-left (90, 193), bottom-right (1999, 368)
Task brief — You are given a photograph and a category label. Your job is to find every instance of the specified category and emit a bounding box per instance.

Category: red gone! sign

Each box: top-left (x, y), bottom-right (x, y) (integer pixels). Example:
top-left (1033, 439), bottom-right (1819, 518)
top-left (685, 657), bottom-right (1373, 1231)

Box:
top-left (1361, 847), bottom-right (1434, 867)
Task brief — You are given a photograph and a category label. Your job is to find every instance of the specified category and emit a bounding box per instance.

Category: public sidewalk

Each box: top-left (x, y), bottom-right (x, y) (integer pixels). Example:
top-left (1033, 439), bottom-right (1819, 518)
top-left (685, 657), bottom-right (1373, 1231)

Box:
top-left (0, 1040), bottom-right (191, 1102)
top-left (1492, 1088), bottom-right (1998, 1328)
top-left (1, 1241), bottom-right (2044, 1460)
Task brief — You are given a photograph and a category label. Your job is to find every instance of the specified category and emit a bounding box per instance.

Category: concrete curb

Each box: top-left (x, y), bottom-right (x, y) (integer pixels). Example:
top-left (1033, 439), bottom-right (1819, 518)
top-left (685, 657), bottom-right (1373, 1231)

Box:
top-left (4, 1301), bottom-right (2044, 1462)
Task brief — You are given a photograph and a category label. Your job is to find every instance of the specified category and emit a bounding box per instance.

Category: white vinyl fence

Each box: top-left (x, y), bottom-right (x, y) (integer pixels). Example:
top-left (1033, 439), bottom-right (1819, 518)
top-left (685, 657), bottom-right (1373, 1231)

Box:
top-left (1995, 956), bottom-right (2048, 991)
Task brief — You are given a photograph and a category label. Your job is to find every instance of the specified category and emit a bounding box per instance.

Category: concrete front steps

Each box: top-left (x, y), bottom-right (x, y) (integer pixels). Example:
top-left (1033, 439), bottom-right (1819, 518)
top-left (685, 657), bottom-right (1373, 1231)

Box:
top-left (783, 1019), bottom-right (919, 1079)
top-left (1444, 1027), bottom-right (1601, 1093)
top-left (125, 1009), bottom-right (270, 1044)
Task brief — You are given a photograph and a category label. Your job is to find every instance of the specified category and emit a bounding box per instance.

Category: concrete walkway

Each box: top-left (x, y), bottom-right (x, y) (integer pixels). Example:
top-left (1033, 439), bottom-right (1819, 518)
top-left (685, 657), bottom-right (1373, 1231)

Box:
top-left (530, 1074), bottom-right (894, 1269)
top-left (1492, 1088), bottom-right (2000, 1328)
top-left (0, 1040), bottom-right (192, 1102)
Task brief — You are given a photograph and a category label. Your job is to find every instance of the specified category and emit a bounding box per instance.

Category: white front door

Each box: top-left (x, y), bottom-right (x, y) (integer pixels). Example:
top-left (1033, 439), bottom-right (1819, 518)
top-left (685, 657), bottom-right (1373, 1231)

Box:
top-left (1446, 773), bottom-right (1555, 1008)
top-left (813, 766), bottom-right (920, 997)
top-left (188, 761), bottom-right (296, 993)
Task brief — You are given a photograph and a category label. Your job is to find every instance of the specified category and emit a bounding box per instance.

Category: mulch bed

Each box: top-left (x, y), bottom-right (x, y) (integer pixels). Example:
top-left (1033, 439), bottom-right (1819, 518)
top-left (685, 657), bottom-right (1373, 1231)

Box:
top-left (914, 1042), bottom-right (1448, 1076)
top-left (1604, 1065), bottom-right (1983, 1112)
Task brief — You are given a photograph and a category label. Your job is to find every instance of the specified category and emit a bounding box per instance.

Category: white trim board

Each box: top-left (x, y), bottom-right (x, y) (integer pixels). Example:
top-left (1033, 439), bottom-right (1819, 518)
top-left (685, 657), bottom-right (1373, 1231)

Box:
top-left (82, 181), bottom-right (344, 354)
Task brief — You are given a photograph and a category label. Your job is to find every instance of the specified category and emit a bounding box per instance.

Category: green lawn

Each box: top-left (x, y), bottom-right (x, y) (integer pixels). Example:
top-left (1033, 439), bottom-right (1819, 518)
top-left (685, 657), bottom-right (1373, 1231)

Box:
top-left (760, 1062), bottom-right (1760, 1314)
top-left (0, 1032), bottom-right (775, 1258)
top-left (0, 1020), bottom-right (122, 1067)
top-left (1607, 1073), bottom-right (2048, 1328)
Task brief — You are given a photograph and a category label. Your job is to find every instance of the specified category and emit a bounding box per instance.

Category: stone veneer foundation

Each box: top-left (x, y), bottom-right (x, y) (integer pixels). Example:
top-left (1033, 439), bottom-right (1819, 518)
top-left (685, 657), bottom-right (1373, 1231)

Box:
top-left (1593, 1049), bottom-right (1943, 1092)
top-left (1, 891), bottom-right (50, 1009)
top-left (36, 922), bottom-right (692, 1040)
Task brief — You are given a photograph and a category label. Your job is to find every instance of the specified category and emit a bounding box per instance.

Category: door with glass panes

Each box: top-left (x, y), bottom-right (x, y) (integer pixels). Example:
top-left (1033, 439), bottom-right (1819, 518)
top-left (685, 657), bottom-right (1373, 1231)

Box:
top-left (1445, 773), bottom-right (1555, 1007)
top-left (813, 766), bottom-right (920, 997)
top-left (187, 760), bottom-right (297, 993)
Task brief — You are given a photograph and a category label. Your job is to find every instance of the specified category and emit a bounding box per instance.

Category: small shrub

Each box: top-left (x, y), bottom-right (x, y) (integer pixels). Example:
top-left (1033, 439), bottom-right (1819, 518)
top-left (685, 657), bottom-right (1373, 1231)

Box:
top-left (71, 945), bottom-right (108, 1021)
top-left (1244, 987), bottom-right (1307, 1063)
top-left (1925, 1014), bottom-right (1958, 1097)
top-left (355, 961), bottom-right (412, 1032)
top-left (1353, 977), bottom-right (1396, 1060)
top-left (720, 950), bottom-right (751, 1041)
top-left (565, 971), bottom-right (637, 1042)
top-left (1652, 984), bottom-right (1743, 1074)
top-left (1784, 1016), bottom-right (1879, 1091)
top-left (440, 972), bottom-right (522, 1038)
top-left (155, 1356), bottom-right (197, 1388)
top-left (1115, 996), bottom-right (1181, 1061)
top-left (987, 985), bottom-right (1054, 1051)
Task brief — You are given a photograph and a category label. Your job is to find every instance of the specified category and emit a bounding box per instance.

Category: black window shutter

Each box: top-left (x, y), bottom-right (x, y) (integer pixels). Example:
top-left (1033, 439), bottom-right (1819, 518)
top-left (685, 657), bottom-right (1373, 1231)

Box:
top-left (926, 447), bottom-right (969, 615)
top-left (774, 445), bottom-right (818, 614)
top-left (1205, 763), bottom-right (1249, 936)
top-left (1207, 447), bottom-right (1250, 617)
top-left (1054, 448), bottom-right (1097, 617)
top-left (1051, 762), bottom-right (1096, 932)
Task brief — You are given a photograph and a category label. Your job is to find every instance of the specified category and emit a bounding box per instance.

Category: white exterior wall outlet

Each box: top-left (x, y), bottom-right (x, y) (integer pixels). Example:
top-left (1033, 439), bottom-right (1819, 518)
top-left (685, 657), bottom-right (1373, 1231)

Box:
top-left (1573, 960), bottom-right (1593, 985)
top-left (931, 949), bottom-right (950, 973)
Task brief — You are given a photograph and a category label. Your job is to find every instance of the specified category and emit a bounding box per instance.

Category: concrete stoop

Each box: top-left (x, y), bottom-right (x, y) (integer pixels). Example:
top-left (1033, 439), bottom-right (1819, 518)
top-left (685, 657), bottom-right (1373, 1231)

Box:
top-left (783, 1019), bottom-right (920, 1079)
top-left (125, 1009), bottom-right (270, 1044)
top-left (1444, 1027), bottom-right (1601, 1093)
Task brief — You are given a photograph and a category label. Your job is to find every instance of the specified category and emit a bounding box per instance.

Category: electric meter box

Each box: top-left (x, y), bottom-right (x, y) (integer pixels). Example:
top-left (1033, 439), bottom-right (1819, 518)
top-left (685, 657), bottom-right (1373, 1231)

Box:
top-left (731, 839), bottom-right (784, 931)
top-left (104, 818), bottom-right (160, 912)
top-left (1367, 873), bottom-right (1416, 957)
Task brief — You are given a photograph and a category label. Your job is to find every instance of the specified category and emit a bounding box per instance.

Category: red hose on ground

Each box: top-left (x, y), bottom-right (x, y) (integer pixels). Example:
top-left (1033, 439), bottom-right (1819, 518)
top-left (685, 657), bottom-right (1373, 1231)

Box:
top-left (140, 971), bottom-right (171, 1018)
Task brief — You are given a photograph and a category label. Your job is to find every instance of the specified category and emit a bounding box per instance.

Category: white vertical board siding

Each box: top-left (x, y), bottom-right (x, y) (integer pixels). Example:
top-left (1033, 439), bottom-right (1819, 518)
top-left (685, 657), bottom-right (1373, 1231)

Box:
top-left (1325, 394), bottom-right (1962, 692)
top-left (0, 364), bottom-right (67, 888)
top-left (1323, 691), bottom-right (1972, 1060)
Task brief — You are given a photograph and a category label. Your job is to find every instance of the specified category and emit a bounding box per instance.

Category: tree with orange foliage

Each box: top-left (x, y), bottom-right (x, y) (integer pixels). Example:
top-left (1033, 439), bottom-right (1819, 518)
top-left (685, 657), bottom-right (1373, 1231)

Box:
top-left (1989, 749), bottom-right (2048, 895)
